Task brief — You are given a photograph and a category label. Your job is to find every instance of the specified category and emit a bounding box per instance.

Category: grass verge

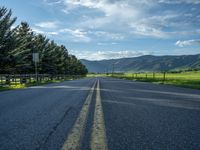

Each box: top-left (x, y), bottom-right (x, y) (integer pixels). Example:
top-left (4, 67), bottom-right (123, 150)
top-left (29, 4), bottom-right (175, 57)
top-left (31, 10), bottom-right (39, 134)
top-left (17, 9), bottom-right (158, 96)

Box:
top-left (0, 77), bottom-right (78, 92)
top-left (88, 71), bottom-right (200, 90)
top-left (112, 71), bottom-right (200, 90)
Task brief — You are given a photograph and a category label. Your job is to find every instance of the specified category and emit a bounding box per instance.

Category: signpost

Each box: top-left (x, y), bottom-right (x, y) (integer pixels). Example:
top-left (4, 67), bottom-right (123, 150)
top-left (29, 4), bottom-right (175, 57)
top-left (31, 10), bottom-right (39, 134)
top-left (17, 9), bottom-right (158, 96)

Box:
top-left (32, 53), bottom-right (39, 85)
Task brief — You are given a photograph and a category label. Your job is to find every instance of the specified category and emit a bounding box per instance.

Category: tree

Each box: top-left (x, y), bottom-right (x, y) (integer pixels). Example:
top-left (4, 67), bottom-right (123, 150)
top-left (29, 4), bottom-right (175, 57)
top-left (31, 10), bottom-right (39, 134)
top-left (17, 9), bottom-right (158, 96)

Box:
top-left (0, 6), bottom-right (88, 75)
top-left (0, 7), bottom-right (17, 73)
top-left (12, 22), bottom-right (35, 73)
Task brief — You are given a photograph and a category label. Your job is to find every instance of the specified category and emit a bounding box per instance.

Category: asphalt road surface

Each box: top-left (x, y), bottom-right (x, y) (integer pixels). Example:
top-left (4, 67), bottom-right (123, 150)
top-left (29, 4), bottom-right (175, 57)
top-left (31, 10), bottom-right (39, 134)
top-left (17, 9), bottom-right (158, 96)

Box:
top-left (0, 77), bottom-right (200, 150)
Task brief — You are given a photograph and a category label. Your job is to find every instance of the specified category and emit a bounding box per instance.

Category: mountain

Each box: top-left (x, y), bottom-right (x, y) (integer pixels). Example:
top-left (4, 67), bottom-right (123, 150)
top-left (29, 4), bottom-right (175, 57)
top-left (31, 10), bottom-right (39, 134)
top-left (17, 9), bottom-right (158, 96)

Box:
top-left (80, 54), bottom-right (200, 73)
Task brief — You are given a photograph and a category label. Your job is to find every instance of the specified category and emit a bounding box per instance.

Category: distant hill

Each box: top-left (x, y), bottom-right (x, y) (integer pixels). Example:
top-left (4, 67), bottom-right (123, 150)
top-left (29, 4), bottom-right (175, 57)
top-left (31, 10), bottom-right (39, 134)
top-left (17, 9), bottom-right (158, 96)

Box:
top-left (80, 54), bottom-right (200, 73)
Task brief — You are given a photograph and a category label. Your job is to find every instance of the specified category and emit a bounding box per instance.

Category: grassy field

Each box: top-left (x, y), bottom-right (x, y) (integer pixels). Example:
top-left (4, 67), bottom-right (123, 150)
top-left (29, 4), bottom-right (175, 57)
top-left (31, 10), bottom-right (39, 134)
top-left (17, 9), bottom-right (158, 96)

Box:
top-left (88, 71), bottom-right (200, 89)
top-left (0, 77), bottom-right (77, 91)
top-left (112, 71), bottom-right (200, 89)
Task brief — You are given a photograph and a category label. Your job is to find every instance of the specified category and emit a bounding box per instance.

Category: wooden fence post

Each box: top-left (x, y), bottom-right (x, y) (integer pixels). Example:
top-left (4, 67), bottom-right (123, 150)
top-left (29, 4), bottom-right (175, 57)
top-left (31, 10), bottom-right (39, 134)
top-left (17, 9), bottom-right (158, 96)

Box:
top-left (163, 72), bottom-right (166, 83)
top-left (0, 75), bottom-right (3, 86)
top-left (14, 75), bottom-right (17, 85)
top-left (5, 75), bottom-right (10, 85)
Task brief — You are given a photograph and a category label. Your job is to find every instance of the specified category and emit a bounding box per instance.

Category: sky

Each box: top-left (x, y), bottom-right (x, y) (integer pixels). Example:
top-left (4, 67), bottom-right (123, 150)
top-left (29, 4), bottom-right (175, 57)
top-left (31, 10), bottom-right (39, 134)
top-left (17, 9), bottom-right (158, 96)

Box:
top-left (1, 0), bottom-right (200, 60)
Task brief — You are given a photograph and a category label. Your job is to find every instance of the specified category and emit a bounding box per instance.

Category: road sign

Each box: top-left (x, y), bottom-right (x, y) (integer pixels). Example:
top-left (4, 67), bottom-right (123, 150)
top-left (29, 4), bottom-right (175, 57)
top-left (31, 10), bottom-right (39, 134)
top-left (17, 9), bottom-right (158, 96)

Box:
top-left (32, 53), bottom-right (39, 62)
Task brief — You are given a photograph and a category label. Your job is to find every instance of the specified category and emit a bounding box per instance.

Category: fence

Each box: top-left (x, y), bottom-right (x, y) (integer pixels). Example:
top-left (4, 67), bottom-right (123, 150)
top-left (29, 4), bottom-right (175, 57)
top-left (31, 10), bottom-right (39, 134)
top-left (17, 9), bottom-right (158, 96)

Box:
top-left (112, 72), bottom-right (168, 83)
top-left (0, 74), bottom-right (84, 87)
top-left (109, 71), bottom-right (200, 89)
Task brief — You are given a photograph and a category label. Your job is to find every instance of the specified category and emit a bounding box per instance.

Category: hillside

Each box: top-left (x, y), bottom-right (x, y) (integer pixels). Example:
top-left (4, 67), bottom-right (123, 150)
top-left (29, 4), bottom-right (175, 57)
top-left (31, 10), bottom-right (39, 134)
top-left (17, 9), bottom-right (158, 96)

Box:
top-left (81, 54), bottom-right (200, 73)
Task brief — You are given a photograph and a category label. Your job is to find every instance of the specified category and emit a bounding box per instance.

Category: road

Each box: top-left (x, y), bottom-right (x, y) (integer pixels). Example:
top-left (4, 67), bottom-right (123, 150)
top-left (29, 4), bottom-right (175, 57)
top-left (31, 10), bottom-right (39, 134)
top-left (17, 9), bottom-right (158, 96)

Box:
top-left (0, 77), bottom-right (200, 150)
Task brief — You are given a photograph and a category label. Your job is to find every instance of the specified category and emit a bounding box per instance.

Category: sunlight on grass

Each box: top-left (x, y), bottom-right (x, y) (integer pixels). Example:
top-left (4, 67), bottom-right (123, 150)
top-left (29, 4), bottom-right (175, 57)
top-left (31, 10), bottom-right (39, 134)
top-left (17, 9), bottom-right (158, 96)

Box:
top-left (0, 77), bottom-right (78, 91)
top-left (91, 71), bottom-right (200, 90)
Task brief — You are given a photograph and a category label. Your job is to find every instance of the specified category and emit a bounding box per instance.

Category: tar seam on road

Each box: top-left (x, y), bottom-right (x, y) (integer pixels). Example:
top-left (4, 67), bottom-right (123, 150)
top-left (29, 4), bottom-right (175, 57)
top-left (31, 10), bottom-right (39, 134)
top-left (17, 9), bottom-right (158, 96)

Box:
top-left (61, 80), bottom-right (97, 150)
top-left (90, 80), bottom-right (108, 150)
top-left (37, 107), bottom-right (72, 149)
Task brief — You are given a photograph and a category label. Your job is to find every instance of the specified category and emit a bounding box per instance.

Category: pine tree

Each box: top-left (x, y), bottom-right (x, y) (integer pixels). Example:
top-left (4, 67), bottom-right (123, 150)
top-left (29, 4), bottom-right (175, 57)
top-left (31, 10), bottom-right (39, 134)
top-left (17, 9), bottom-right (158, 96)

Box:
top-left (12, 22), bottom-right (35, 73)
top-left (0, 7), bottom-right (88, 75)
top-left (0, 7), bottom-right (17, 73)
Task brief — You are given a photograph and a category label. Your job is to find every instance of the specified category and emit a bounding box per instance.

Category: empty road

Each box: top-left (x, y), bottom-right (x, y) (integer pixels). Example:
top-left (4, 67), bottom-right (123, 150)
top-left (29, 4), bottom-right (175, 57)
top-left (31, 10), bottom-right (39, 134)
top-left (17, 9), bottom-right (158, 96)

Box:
top-left (0, 77), bottom-right (200, 150)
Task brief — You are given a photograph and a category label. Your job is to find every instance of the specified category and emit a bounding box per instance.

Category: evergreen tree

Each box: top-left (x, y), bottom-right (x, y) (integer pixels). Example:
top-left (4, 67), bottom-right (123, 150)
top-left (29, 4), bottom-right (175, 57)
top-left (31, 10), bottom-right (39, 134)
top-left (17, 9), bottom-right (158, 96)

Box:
top-left (12, 22), bottom-right (34, 73)
top-left (0, 7), bottom-right (17, 73)
top-left (0, 6), bottom-right (88, 75)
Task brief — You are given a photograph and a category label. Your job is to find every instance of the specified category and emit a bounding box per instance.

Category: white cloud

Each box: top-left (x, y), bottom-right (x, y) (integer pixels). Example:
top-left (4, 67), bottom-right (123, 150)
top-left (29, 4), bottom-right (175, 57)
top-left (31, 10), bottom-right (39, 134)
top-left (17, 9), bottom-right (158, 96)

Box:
top-left (63, 0), bottom-right (143, 29)
top-left (43, 0), bottom-right (62, 5)
top-left (47, 31), bottom-right (59, 35)
top-left (158, 0), bottom-right (200, 4)
top-left (175, 39), bottom-right (200, 47)
top-left (32, 27), bottom-right (59, 36)
top-left (32, 27), bottom-right (45, 34)
top-left (59, 28), bottom-right (91, 42)
top-left (61, 9), bottom-right (69, 14)
top-left (35, 21), bottom-right (59, 29)
top-left (129, 23), bottom-right (168, 38)
top-left (97, 42), bottom-right (107, 45)
top-left (42, 0), bottom-right (199, 39)
top-left (170, 29), bottom-right (200, 36)
top-left (62, 0), bottom-right (181, 38)
top-left (97, 42), bottom-right (118, 45)
top-left (70, 50), bottom-right (153, 60)
top-left (92, 31), bottom-right (124, 40)
top-left (184, 13), bottom-right (193, 17)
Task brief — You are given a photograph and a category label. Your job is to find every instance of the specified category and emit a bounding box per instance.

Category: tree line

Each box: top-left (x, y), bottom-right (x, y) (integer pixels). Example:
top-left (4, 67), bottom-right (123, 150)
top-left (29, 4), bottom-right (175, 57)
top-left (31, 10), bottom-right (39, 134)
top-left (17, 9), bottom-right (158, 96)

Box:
top-left (0, 7), bottom-right (88, 75)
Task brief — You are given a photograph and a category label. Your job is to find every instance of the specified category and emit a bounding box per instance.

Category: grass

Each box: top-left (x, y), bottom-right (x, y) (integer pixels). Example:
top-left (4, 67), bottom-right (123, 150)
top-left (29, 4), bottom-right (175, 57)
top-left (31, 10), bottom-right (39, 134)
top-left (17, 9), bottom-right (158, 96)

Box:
top-left (0, 84), bottom-right (26, 91)
top-left (87, 71), bottom-right (200, 90)
top-left (1, 72), bottom-right (199, 91)
top-left (0, 77), bottom-right (79, 91)
top-left (112, 71), bottom-right (200, 89)
top-left (87, 73), bottom-right (108, 77)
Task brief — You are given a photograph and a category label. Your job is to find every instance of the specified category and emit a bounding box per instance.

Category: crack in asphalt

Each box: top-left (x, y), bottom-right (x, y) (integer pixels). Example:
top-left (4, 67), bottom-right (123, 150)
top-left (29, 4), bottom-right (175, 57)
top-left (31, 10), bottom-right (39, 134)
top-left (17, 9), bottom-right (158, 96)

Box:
top-left (36, 106), bottom-right (72, 150)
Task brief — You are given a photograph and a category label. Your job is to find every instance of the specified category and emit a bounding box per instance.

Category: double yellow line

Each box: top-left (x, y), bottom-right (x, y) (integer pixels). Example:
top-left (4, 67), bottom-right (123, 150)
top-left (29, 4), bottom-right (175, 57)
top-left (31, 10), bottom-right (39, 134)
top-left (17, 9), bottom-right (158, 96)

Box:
top-left (61, 80), bottom-right (107, 150)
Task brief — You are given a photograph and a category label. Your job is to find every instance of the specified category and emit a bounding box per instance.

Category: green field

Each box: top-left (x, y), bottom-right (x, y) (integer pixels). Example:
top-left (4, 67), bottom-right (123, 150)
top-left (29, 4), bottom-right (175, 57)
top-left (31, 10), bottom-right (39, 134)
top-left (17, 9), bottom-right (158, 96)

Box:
top-left (88, 71), bottom-right (200, 89)
top-left (113, 71), bottom-right (200, 89)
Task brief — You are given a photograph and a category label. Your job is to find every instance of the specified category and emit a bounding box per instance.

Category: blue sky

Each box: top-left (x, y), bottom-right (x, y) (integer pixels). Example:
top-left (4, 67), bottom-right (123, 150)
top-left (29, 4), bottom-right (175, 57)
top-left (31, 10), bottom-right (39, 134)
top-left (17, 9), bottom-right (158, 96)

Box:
top-left (2, 0), bottom-right (200, 60)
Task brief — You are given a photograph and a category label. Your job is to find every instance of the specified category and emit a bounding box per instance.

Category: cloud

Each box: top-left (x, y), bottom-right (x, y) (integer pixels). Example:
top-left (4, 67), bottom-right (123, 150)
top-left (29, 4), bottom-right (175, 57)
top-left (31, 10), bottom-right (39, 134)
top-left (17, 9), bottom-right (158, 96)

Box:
top-left (158, 0), bottom-right (200, 4)
top-left (42, 0), bottom-right (200, 39)
top-left (32, 26), bottom-right (91, 42)
top-left (32, 27), bottom-right (59, 36)
top-left (61, 9), bottom-right (69, 14)
top-left (92, 31), bottom-right (124, 40)
top-left (61, 0), bottom-right (183, 38)
top-left (97, 42), bottom-right (118, 45)
top-left (175, 39), bottom-right (200, 47)
top-left (62, 0), bottom-right (143, 30)
top-left (35, 21), bottom-right (59, 29)
top-left (129, 23), bottom-right (168, 38)
top-left (43, 0), bottom-right (62, 5)
top-left (32, 27), bottom-right (45, 34)
top-left (70, 50), bottom-right (153, 60)
top-left (59, 28), bottom-right (91, 42)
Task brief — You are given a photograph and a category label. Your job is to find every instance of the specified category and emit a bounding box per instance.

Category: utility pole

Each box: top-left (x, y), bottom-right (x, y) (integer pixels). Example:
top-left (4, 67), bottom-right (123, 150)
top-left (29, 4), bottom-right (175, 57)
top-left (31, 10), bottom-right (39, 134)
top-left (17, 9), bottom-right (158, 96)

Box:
top-left (112, 63), bottom-right (114, 76)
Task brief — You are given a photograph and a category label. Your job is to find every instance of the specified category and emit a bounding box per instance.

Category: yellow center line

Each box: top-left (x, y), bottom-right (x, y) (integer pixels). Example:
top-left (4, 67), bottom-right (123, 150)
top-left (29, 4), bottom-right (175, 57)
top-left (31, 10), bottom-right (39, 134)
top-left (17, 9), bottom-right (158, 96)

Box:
top-left (90, 79), bottom-right (108, 150)
top-left (61, 80), bottom-right (96, 150)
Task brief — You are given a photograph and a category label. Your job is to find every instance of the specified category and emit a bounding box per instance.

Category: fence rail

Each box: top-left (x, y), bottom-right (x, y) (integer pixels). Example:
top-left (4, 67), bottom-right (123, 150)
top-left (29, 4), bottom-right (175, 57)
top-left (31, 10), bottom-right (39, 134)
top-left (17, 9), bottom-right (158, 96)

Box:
top-left (111, 72), bottom-right (167, 82)
top-left (0, 74), bottom-right (84, 87)
top-left (110, 71), bottom-right (200, 83)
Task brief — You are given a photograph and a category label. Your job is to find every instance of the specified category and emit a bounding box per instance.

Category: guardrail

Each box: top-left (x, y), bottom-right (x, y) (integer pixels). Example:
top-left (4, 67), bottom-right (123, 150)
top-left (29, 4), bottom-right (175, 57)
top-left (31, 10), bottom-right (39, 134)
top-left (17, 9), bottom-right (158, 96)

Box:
top-left (0, 74), bottom-right (84, 87)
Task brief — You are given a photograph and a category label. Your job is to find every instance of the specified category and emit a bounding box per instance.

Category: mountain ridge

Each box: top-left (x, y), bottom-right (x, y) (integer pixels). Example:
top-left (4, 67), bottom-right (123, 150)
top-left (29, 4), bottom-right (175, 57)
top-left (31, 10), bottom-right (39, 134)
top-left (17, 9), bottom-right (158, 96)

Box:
top-left (80, 54), bottom-right (200, 73)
